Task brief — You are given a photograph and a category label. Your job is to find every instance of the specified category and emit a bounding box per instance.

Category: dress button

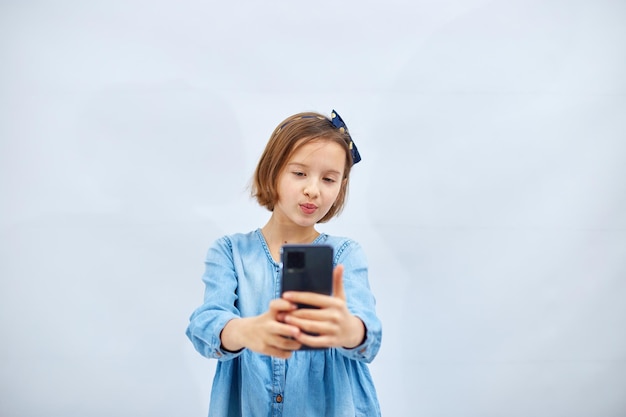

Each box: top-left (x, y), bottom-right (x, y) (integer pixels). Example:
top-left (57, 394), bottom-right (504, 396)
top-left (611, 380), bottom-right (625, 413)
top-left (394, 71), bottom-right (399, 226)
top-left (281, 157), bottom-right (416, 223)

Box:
top-left (276, 394), bottom-right (283, 403)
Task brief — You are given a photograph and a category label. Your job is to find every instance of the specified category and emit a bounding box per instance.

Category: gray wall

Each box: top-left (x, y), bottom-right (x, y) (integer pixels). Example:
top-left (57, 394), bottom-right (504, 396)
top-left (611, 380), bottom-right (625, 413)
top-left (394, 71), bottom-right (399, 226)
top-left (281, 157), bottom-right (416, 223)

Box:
top-left (1, 1), bottom-right (625, 416)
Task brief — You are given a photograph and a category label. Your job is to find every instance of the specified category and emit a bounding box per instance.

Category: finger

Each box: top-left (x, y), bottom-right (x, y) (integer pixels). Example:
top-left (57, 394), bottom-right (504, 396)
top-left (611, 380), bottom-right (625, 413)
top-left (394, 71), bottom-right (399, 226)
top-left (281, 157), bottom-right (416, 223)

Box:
top-left (286, 307), bottom-right (341, 322)
top-left (283, 291), bottom-right (335, 308)
top-left (332, 264), bottom-right (346, 301)
top-left (294, 332), bottom-right (335, 349)
top-left (272, 335), bottom-right (303, 352)
top-left (269, 298), bottom-right (298, 314)
top-left (284, 311), bottom-right (343, 336)
top-left (289, 318), bottom-right (335, 338)
top-left (272, 321), bottom-right (302, 339)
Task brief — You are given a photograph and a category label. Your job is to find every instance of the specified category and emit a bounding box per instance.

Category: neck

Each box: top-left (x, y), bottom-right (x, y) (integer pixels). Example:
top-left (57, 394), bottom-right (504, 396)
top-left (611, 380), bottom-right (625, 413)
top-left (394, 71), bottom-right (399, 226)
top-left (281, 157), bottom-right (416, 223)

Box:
top-left (261, 221), bottom-right (319, 247)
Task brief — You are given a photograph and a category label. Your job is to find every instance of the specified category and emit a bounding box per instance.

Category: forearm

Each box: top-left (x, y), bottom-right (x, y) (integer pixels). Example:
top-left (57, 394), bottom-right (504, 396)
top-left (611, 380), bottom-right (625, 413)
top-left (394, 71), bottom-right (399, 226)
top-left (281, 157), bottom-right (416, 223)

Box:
top-left (342, 315), bottom-right (366, 349)
top-left (338, 311), bottom-right (381, 363)
top-left (220, 317), bottom-right (248, 352)
top-left (186, 307), bottom-right (243, 360)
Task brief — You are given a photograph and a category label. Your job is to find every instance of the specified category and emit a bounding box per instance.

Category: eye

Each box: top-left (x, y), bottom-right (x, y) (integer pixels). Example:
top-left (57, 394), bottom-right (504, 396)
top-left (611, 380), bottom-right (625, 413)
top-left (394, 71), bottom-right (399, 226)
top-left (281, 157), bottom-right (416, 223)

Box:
top-left (323, 177), bottom-right (336, 183)
top-left (292, 171), bottom-right (305, 177)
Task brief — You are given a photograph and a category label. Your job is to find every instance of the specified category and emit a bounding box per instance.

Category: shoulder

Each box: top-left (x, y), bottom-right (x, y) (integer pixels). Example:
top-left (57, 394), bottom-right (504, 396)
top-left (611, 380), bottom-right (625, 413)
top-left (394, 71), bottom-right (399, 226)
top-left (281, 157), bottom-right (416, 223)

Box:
top-left (320, 234), bottom-right (366, 263)
top-left (212, 229), bottom-right (259, 245)
top-left (207, 230), bottom-right (259, 253)
top-left (209, 229), bottom-right (267, 258)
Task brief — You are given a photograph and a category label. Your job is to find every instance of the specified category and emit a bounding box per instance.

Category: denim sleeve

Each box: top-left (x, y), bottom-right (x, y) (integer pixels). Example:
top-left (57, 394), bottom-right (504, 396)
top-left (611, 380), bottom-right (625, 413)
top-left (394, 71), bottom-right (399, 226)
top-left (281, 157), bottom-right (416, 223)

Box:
top-left (334, 240), bottom-right (382, 363)
top-left (186, 236), bottom-right (244, 361)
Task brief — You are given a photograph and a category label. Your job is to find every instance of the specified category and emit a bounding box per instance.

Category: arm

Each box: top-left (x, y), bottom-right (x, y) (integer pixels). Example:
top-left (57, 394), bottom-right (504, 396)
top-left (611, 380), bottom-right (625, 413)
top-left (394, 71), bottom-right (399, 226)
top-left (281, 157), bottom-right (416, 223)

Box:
top-left (186, 237), bottom-right (303, 360)
top-left (220, 299), bottom-right (303, 359)
top-left (335, 240), bottom-right (382, 363)
top-left (185, 237), bottom-right (243, 361)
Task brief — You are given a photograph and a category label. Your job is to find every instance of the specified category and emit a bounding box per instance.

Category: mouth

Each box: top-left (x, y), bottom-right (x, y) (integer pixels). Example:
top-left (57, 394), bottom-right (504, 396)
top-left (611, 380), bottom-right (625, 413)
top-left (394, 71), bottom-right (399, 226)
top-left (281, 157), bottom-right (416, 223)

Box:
top-left (299, 203), bottom-right (318, 215)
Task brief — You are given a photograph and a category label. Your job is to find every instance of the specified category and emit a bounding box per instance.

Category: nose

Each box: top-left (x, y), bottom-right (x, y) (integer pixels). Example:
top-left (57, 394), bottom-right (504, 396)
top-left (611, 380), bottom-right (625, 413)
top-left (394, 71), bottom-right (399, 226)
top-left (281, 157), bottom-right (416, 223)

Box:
top-left (303, 179), bottom-right (320, 198)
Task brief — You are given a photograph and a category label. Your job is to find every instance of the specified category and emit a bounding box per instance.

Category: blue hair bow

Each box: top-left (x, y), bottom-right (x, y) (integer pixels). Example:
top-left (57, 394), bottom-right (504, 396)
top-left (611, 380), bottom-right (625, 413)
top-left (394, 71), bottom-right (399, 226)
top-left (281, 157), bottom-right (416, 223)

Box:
top-left (331, 110), bottom-right (361, 165)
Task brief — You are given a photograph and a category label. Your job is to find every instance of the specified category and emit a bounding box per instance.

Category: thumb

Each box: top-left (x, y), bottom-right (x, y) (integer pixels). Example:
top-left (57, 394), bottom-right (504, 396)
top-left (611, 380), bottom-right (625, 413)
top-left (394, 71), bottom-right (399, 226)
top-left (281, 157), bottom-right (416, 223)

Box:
top-left (332, 264), bottom-right (346, 301)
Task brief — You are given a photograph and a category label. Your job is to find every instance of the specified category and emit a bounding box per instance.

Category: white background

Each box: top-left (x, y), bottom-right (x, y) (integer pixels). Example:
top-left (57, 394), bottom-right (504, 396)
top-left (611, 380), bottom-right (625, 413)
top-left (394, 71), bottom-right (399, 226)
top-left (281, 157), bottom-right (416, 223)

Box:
top-left (1, 1), bottom-right (625, 416)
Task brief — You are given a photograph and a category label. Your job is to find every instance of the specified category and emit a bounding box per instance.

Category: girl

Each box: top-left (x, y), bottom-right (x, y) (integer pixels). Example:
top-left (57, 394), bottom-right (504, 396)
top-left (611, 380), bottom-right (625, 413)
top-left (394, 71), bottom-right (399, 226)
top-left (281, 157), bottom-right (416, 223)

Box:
top-left (186, 110), bottom-right (382, 417)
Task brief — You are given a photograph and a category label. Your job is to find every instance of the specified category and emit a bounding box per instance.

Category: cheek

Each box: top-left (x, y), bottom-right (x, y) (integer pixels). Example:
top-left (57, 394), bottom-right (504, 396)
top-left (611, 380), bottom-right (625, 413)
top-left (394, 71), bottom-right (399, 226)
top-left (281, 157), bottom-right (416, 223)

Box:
top-left (328, 184), bottom-right (343, 202)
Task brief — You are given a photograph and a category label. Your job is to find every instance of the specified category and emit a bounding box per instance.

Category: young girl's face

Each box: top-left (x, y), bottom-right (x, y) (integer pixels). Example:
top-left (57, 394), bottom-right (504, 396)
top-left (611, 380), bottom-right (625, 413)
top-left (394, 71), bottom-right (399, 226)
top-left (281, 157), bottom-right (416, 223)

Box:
top-left (274, 138), bottom-right (346, 228)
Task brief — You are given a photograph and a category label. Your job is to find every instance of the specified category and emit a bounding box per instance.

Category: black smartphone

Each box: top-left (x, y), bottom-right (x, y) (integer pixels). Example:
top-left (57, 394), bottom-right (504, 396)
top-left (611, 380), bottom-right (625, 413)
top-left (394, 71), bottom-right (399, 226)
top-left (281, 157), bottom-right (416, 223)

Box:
top-left (280, 244), bottom-right (334, 309)
top-left (280, 244), bottom-right (334, 349)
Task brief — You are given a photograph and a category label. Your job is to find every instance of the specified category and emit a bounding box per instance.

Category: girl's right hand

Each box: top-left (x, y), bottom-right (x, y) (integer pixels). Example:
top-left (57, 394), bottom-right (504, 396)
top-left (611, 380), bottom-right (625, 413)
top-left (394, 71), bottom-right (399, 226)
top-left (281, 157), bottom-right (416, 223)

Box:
top-left (220, 298), bottom-right (303, 359)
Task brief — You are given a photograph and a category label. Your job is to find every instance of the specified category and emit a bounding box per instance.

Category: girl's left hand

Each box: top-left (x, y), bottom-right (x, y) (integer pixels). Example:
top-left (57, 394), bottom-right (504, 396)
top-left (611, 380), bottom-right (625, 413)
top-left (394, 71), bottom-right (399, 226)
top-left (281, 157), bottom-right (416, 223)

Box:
top-left (279, 265), bottom-right (365, 349)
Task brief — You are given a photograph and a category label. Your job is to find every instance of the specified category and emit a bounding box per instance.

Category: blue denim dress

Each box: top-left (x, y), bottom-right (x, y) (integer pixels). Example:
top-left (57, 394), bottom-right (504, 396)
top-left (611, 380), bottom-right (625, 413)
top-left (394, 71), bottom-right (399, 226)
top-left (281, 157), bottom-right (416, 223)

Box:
top-left (186, 229), bottom-right (382, 417)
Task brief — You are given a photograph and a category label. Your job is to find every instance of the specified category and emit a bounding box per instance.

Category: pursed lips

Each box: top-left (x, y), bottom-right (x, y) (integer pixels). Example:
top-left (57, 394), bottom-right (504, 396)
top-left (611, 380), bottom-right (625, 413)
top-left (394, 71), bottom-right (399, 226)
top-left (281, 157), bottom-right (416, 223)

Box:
top-left (299, 203), bottom-right (318, 214)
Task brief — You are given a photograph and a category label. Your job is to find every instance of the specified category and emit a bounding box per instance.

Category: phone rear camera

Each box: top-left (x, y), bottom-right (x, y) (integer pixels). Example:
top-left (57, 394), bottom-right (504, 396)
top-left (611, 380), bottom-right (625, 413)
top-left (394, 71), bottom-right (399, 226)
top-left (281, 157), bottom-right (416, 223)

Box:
top-left (286, 251), bottom-right (305, 269)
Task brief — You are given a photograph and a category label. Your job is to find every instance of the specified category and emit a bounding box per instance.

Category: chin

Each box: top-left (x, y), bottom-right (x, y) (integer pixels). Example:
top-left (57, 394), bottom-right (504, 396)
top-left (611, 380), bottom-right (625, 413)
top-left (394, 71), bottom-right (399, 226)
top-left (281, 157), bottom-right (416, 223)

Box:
top-left (295, 217), bottom-right (320, 227)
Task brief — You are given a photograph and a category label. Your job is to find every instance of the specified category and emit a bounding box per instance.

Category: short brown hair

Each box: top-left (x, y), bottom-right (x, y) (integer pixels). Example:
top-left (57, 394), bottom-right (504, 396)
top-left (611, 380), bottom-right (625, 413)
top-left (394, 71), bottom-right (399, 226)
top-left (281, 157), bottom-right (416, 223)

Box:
top-left (251, 111), bottom-right (354, 223)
